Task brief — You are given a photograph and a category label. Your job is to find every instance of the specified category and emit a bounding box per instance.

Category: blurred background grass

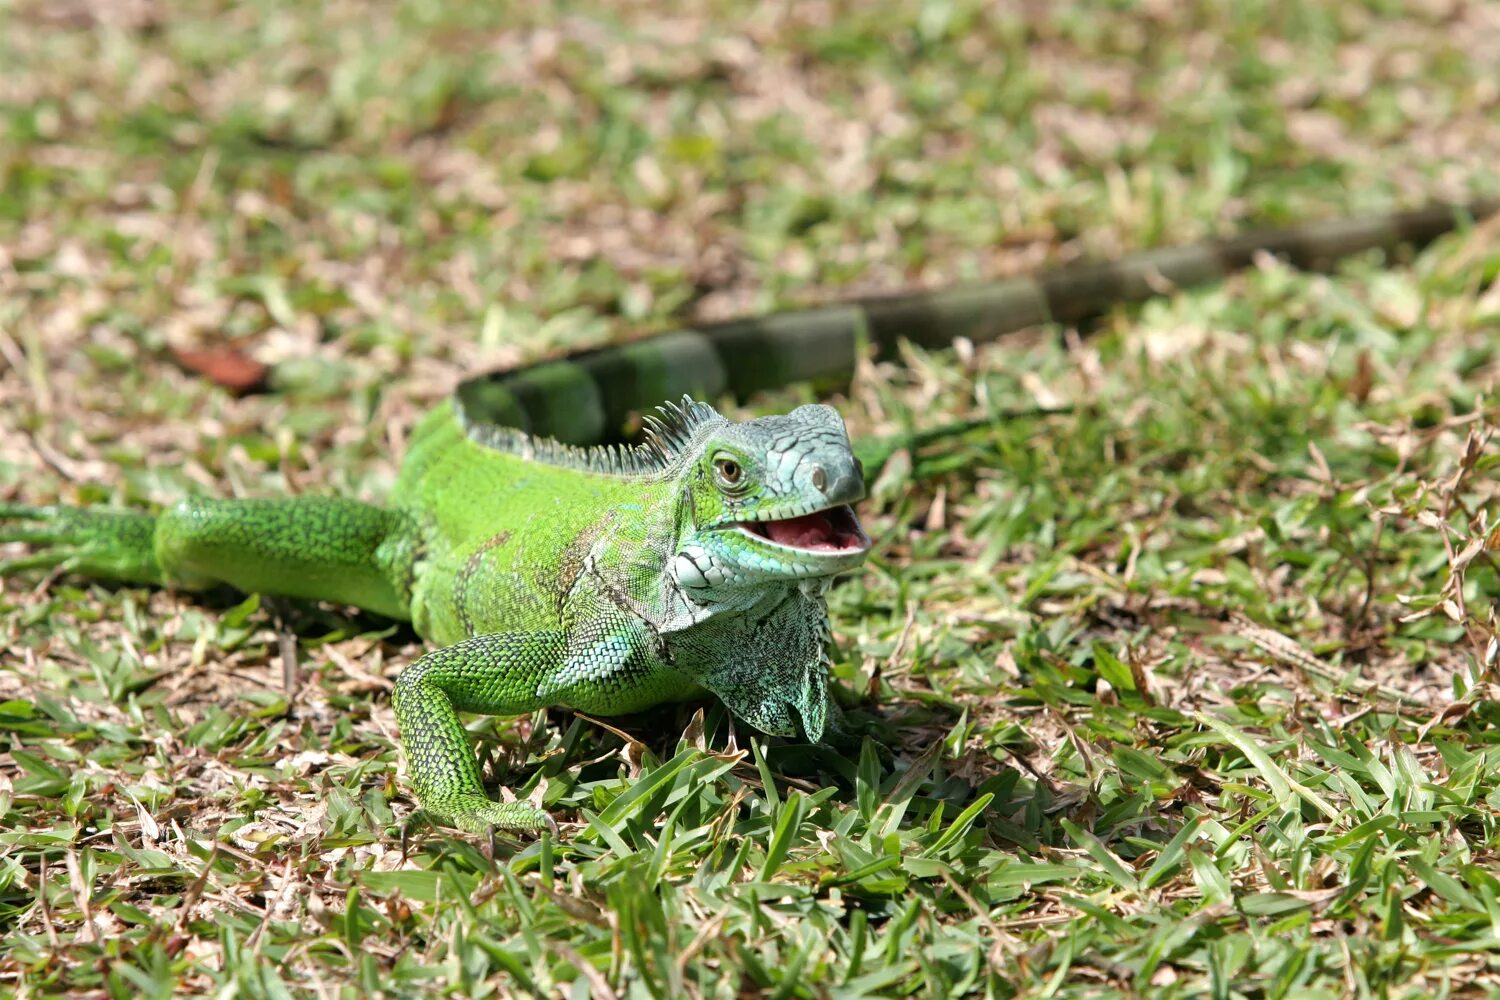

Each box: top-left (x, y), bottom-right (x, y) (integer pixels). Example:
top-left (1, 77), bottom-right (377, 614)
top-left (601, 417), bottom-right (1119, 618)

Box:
top-left (3, 1), bottom-right (1495, 388)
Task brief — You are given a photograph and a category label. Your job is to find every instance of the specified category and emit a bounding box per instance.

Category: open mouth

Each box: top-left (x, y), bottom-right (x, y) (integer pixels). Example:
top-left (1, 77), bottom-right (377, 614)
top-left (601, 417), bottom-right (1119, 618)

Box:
top-left (736, 504), bottom-right (870, 555)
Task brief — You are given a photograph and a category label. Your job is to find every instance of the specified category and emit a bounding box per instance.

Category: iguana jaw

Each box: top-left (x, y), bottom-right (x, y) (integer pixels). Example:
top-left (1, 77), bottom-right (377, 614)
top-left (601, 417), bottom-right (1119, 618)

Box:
top-left (732, 503), bottom-right (869, 558)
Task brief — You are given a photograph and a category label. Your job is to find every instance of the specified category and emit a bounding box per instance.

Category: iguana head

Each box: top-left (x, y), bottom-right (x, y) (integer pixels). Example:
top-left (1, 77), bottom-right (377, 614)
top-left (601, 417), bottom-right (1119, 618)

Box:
top-left (619, 397), bottom-right (869, 743)
top-left (666, 401), bottom-right (871, 596)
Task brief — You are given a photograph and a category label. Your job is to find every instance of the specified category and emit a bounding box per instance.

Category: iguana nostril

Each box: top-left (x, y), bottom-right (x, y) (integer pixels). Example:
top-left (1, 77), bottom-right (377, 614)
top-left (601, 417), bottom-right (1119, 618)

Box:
top-left (811, 466), bottom-right (827, 492)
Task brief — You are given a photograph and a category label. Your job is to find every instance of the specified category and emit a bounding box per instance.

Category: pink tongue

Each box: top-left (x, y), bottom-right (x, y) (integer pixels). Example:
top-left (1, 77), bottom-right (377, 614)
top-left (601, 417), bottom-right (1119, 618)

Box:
top-left (764, 511), bottom-right (838, 550)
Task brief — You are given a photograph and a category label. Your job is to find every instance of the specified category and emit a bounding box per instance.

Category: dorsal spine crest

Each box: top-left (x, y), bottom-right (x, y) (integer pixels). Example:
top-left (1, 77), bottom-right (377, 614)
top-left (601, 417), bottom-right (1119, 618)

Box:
top-left (457, 395), bottom-right (725, 477)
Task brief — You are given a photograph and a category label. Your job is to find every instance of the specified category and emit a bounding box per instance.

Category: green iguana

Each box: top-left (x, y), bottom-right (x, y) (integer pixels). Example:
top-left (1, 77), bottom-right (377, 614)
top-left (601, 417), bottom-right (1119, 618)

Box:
top-left (0, 201), bottom-right (1491, 834)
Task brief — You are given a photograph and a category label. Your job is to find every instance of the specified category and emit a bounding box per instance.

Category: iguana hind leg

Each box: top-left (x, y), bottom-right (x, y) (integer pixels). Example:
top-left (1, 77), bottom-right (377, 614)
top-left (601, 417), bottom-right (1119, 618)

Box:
top-left (1, 502), bottom-right (165, 583)
top-left (2, 496), bottom-right (416, 619)
top-left (154, 497), bottom-right (415, 618)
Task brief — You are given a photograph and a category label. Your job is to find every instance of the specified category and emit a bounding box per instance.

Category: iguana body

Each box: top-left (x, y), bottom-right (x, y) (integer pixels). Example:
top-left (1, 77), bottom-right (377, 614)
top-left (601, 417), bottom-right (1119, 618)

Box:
top-left (1, 201), bottom-right (1491, 832)
top-left (1, 398), bottom-right (868, 832)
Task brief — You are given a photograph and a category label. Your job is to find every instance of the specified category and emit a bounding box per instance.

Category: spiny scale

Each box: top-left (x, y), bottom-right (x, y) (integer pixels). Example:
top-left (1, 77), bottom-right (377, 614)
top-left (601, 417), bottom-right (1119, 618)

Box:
top-left (458, 393), bottom-right (726, 478)
top-left (639, 397), bottom-right (723, 465)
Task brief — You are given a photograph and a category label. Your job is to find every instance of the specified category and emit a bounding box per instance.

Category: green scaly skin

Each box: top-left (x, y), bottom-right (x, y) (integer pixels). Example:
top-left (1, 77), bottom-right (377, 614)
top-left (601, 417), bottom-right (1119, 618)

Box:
top-left (1, 399), bottom-right (869, 833)
top-left (2, 202), bottom-right (1490, 833)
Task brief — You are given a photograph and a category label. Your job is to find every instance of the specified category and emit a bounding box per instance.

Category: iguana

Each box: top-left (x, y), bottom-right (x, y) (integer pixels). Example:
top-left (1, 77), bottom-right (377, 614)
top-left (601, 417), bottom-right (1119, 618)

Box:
top-left (0, 201), bottom-right (1491, 834)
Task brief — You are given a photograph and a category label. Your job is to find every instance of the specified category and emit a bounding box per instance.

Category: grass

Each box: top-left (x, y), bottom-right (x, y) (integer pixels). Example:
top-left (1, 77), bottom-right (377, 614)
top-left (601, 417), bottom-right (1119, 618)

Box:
top-left (2, 0), bottom-right (1500, 996)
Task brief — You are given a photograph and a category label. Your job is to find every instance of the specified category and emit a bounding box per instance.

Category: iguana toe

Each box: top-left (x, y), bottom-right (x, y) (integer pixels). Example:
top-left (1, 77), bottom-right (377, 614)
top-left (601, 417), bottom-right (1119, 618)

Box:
top-left (428, 794), bottom-right (556, 835)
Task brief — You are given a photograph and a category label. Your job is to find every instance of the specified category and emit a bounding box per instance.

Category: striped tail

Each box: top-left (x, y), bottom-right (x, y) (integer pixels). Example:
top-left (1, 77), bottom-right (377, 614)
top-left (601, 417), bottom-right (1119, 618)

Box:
top-left (458, 201), bottom-right (1497, 445)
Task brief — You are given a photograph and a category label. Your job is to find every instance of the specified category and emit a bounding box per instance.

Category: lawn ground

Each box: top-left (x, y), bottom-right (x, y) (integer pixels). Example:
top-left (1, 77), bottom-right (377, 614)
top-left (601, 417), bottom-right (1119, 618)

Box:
top-left (2, 1), bottom-right (1500, 996)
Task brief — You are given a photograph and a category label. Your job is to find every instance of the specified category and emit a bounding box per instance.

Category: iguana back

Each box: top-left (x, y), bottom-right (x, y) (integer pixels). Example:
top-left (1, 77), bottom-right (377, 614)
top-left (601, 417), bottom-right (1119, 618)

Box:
top-left (394, 400), bottom-right (672, 646)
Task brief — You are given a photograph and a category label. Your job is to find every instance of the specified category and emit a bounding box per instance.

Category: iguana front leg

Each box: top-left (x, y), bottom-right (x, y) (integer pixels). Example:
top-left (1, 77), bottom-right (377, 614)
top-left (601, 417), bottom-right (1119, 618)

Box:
top-left (392, 633), bottom-right (565, 832)
top-left (392, 622), bottom-right (660, 834)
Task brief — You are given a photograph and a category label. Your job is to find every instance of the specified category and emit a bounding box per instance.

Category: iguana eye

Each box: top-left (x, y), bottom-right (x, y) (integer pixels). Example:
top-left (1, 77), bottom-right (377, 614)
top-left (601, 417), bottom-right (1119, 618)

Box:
top-left (713, 456), bottom-right (745, 491)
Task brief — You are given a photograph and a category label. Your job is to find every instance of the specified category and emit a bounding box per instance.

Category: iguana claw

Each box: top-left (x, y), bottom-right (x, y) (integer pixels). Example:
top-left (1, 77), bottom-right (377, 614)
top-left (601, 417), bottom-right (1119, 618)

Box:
top-left (425, 794), bottom-right (556, 835)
